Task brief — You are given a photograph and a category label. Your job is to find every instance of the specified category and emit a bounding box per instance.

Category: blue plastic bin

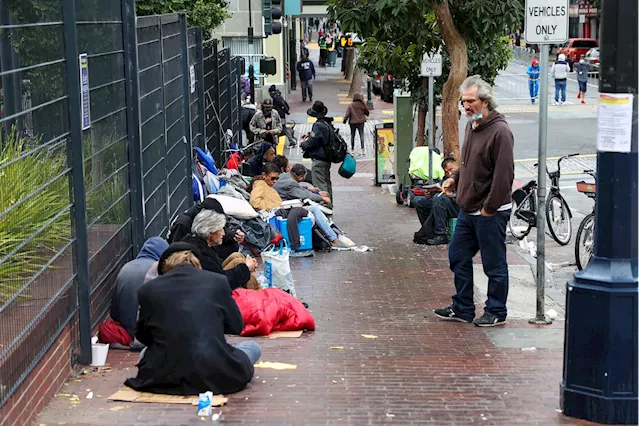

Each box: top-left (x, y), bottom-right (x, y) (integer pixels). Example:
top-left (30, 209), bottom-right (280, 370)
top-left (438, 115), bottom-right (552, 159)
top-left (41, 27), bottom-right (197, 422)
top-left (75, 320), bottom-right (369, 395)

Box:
top-left (277, 217), bottom-right (313, 251)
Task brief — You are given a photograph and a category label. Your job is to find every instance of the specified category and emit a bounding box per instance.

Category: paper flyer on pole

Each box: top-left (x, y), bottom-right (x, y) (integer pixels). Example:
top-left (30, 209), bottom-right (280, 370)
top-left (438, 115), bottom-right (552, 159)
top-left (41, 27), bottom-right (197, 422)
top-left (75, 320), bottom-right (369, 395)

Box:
top-left (596, 93), bottom-right (634, 153)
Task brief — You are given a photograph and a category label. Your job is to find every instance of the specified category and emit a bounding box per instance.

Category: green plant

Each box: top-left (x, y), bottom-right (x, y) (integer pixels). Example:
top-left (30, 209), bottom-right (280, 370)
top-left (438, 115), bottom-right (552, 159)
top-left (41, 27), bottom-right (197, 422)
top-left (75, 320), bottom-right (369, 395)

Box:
top-left (136, 0), bottom-right (232, 32)
top-left (0, 128), bottom-right (71, 303)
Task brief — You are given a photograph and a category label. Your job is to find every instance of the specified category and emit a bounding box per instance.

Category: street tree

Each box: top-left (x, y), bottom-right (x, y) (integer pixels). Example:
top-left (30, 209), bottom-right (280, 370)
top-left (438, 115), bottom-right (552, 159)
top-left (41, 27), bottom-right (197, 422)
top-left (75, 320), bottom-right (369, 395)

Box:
top-left (329, 0), bottom-right (521, 159)
top-left (136, 0), bottom-right (231, 33)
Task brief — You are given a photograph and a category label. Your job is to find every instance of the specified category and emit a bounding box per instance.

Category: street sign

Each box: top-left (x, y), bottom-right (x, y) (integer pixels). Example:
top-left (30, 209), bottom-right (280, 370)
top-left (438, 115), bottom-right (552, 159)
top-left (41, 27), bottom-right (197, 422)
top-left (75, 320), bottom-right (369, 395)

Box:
top-left (524, 0), bottom-right (569, 44)
top-left (420, 53), bottom-right (442, 77)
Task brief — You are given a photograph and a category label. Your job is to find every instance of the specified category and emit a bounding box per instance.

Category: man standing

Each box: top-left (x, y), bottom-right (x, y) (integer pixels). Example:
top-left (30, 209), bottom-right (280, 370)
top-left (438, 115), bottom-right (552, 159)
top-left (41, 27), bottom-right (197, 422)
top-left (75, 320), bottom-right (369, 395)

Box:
top-left (268, 85), bottom-right (296, 147)
top-left (297, 55), bottom-right (316, 102)
top-left (526, 59), bottom-right (541, 104)
top-left (434, 75), bottom-right (514, 327)
top-left (249, 99), bottom-right (282, 146)
top-left (300, 101), bottom-right (334, 206)
top-left (551, 54), bottom-right (571, 106)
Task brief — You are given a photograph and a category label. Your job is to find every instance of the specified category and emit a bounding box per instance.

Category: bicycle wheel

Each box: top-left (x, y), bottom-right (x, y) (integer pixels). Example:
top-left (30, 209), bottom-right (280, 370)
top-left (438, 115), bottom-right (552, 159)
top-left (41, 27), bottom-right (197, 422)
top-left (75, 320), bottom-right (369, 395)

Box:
top-left (508, 199), bottom-right (532, 240)
top-left (575, 213), bottom-right (595, 270)
top-left (546, 194), bottom-right (573, 245)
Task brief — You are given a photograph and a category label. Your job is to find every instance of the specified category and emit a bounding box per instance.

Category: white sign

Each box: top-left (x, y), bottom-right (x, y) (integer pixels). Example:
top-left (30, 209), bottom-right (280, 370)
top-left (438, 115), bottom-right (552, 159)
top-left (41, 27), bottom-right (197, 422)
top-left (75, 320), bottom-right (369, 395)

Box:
top-left (189, 65), bottom-right (196, 94)
top-left (597, 93), bottom-right (634, 153)
top-left (420, 53), bottom-right (442, 77)
top-left (78, 53), bottom-right (91, 130)
top-left (524, 0), bottom-right (569, 44)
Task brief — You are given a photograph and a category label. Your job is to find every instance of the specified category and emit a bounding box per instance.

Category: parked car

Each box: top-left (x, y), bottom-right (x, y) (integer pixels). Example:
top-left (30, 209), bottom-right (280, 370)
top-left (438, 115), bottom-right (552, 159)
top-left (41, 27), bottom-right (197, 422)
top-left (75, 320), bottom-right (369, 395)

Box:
top-left (585, 47), bottom-right (600, 72)
top-left (557, 38), bottom-right (599, 69)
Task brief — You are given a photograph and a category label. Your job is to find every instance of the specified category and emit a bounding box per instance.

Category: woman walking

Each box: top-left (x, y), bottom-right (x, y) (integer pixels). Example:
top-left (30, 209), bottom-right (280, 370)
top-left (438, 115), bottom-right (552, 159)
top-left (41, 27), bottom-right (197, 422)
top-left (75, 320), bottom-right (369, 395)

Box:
top-left (343, 93), bottom-right (370, 154)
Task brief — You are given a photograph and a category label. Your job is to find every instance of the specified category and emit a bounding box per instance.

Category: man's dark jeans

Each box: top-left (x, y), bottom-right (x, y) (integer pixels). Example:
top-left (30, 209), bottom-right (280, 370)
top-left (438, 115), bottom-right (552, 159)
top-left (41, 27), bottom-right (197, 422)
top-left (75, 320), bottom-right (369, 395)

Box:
top-left (432, 195), bottom-right (460, 235)
top-left (448, 210), bottom-right (510, 321)
top-left (413, 196), bottom-right (433, 225)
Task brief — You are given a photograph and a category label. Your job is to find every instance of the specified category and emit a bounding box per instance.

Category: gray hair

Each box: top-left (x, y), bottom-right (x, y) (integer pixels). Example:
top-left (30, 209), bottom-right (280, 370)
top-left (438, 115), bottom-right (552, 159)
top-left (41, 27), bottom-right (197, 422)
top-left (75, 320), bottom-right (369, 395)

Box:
top-left (460, 75), bottom-right (498, 111)
top-left (192, 209), bottom-right (226, 239)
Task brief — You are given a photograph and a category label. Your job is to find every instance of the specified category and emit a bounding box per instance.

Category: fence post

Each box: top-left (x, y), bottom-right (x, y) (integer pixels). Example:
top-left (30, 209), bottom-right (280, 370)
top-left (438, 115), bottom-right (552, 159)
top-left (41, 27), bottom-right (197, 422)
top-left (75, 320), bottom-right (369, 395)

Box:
top-left (62, 0), bottom-right (92, 365)
top-left (179, 14), bottom-right (193, 209)
top-left (121, 0), bottom-right (145, 254)
top-left (195, 28), bottom-right (206, 150)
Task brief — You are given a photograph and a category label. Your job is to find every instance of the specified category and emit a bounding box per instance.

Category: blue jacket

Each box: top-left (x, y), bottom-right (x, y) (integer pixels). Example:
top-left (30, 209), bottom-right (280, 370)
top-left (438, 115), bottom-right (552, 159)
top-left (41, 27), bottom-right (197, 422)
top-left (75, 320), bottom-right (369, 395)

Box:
top-left (526, 65), bottom-right (540, 80)
top-left (247, 141), bottom-right (274, 177)
top-left (297, 59), bottom-right (316, 82)
top-left (301, 118), bottom-right (332, 162)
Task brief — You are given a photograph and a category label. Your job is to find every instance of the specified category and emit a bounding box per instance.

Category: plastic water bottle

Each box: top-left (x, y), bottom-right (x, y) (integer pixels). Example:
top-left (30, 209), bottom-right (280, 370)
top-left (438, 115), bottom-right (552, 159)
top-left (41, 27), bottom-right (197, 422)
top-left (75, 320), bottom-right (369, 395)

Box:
top-left (257, 273), bottom-right (269, 289)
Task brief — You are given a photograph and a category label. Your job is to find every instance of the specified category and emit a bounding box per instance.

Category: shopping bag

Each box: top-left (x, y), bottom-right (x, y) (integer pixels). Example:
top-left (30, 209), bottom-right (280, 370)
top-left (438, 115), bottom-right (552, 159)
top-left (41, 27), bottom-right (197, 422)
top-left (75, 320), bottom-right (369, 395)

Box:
top-left (261, 240), bottom-right (296, 297)
top-left (338, 153), bottom-right (356, 179)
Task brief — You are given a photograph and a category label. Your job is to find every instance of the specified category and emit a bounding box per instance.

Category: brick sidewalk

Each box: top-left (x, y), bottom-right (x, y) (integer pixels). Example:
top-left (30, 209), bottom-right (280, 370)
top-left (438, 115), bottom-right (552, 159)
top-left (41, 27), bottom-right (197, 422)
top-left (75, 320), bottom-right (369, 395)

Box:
top-left (33, 160), bottom-right (603, 426)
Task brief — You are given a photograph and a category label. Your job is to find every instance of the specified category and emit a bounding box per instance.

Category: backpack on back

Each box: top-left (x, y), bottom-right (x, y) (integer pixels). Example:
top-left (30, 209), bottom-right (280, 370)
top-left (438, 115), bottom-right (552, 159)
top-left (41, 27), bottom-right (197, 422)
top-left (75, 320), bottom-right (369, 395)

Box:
top-left (319, 122), bottom-right (348, 163)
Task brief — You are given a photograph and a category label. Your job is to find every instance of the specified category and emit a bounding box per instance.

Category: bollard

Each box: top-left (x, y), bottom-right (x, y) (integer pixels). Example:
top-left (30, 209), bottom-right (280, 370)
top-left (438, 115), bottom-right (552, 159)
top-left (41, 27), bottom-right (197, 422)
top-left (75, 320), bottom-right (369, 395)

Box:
top-left (366, 79), bottom-right (374, 109)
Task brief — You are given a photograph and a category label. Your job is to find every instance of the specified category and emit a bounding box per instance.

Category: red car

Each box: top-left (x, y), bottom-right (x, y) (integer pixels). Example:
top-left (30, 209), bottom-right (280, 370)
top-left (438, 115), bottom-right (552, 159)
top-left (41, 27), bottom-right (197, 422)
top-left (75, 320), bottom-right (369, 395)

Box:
top-left (557, 38), bottom-right (599, 66)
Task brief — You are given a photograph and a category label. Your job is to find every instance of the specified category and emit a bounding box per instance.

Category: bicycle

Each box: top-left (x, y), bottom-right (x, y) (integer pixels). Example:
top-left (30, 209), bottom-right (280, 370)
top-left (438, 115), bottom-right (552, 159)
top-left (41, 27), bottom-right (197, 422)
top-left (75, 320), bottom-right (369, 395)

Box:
top-left (574, 170), bottom-right (596, 270)
top-left (508, 153), bottom-right (577, 245)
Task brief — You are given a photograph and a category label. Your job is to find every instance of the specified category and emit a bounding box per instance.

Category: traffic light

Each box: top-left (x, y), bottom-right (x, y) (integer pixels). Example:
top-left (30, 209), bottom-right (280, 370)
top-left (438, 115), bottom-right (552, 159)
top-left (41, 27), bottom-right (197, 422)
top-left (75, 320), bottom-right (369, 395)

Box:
top-left (263, 0), bottom-right (282, 36)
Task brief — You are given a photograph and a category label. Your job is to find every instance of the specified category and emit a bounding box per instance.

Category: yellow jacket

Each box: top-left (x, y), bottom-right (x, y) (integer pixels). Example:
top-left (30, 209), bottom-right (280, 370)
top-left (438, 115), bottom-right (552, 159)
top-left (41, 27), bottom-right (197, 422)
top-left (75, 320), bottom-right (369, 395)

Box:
top-left (250, 180), bottom-right (283, 211)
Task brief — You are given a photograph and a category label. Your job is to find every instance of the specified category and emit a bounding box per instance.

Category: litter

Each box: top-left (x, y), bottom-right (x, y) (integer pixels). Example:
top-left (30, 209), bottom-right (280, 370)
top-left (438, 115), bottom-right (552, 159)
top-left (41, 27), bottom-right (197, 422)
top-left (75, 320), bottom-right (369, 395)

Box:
top-left (546, 309), bottom-right (558, 320)
top-left (254, 361), bottom-right (297, 370)
top-left (330, 346), bottom-right (344, 350)
top-left (386, 413), bottom-right (395, 418)
top-left (360, 334), bottom-right (378, 339)
top-left (212, 411), bottom-right (222, 422)
top-left (86, 392), bottom-right (94, 399)
top-left (521, 347), bottom-right (537, 351)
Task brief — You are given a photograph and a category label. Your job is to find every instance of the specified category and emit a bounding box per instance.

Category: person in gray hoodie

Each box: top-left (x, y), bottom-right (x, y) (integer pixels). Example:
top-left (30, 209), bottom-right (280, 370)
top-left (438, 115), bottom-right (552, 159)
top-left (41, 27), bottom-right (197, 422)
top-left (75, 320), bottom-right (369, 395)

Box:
top-left (551, 53), bottom-right (571, 105)
top-left (110, 237), bottom-right (169, 339)
top-left (274, 163), bottom-right (332, 205)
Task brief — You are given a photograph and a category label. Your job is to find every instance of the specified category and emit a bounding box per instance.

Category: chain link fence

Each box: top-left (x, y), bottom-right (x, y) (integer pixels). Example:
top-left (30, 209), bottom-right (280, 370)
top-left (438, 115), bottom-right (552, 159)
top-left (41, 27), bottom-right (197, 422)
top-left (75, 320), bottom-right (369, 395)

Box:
top-left (0, 0), bottom-right (242, 409)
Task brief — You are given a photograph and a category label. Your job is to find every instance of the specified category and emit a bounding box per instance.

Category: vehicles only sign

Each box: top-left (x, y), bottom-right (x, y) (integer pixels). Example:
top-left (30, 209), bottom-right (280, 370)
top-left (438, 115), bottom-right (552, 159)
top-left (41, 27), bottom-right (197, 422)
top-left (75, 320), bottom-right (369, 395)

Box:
top-left (420, 53), bottom-right (442, 77)
top-left (524, 0), bottom-right (569, 44)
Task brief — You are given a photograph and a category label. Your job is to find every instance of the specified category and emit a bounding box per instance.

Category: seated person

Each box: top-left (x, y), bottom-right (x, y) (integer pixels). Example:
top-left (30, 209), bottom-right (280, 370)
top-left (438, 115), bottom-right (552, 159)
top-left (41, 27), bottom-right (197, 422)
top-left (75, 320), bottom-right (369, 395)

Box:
top-left (426, 157), bottom-right (460, 246)
top-left (110, 237), bottom-right (169, 340)
top-left (168, 197), bottom-right (246, 260)
top-left (413, 157), bottom-right (458, 226)
top-left (273, 154), bottom-right (314, 186)
top-left (275, 163), bottom-right (331, 206)
top-left (246, 142), bottom-right (276, 177)
top-left (182, 210), bottom-right (260, 290)
top-left (250, 163), bottom-right (353, 248)
top-left (124, 244), bottom-right (262, 396)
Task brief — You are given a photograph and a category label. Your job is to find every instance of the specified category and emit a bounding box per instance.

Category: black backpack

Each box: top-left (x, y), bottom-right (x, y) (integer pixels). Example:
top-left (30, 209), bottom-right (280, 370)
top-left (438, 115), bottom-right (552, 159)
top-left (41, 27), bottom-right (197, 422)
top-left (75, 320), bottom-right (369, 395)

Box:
top-left (319, 122), bottom-right (347, 163)
top-left (312, 226), bottom-right (333, 251)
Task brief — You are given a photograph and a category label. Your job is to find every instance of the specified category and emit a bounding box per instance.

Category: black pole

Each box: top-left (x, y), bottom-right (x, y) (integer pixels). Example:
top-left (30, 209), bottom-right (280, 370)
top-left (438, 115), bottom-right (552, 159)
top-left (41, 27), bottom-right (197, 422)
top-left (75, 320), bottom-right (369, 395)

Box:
top-left (249, 64), bottom-right (255, 104)
top-left (560, 0), bottom-right (638, 423)
top-left (366, 79), bottom-right (374, 110)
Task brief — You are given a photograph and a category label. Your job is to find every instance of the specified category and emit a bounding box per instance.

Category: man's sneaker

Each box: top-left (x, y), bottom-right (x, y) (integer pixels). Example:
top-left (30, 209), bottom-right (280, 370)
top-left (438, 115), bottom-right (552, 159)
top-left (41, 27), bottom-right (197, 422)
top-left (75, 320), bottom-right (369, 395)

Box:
top-left (473, 313), bottom-right (506, 327)
top-left (426, 234), bottom-right (448, 245)
top-left (338, 234), bottom-right (356, 247)
top-left (553, 101), bottom-right (559, 106)
top-left (433, 307), bottom-right (472, 323)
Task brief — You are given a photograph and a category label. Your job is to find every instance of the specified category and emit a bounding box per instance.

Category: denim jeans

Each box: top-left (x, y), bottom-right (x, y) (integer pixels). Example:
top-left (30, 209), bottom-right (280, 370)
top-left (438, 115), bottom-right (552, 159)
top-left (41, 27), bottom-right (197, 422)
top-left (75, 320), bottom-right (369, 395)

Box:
top-left (432, 195), bottom-right (460, 235)
top-left (413, 196), bottom-right (433, 225)
top-left (301, 80), bottom-right (313, 100)
top-left (555, 80), bottom-right (567, 102)
top-left (528, 80), bottom-right (539, 99)
top-left (307, 204), bottom-right (337, 241)
top-left (233, 341), bottom-right (262, 365)
top-left (448, 211), bottom-right (510, 321)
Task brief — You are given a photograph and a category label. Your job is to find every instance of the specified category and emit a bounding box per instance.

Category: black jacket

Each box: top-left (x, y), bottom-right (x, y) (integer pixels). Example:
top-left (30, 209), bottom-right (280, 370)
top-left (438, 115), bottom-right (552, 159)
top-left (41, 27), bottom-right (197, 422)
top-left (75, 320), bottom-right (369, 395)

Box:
top-left (180, 235), bottom-right (250, 290)
top-left (300, 117), bottom-right (333, 162)
top-left (271, 93), bottom-right (289, 122)
top-left (124, 265), bottom-right (253, 395)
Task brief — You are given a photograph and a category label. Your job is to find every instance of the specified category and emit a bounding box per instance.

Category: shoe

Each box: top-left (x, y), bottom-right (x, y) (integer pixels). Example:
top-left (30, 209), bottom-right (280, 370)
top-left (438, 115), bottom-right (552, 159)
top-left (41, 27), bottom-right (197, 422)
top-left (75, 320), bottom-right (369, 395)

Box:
top-left (426, 234), bottom-right (448, 245)
top-left (562, 101), bottom-right (567, 105)
top-left (577, 93), bottom-right (581, 99)
top-left (552, 101), bottom-right (558, 106)
top-left (531, 99), bottom-right (535, 104)
top-left (581, 100), bottom-right (586, 104)
top-left (338, 234), bottom-right (355, 247)
top-left (433, 306), bottom-right (472, 323)
top-left (332, 239), bottom-right (352, 249)
top-left (473, 313), bottom-right (506, 327)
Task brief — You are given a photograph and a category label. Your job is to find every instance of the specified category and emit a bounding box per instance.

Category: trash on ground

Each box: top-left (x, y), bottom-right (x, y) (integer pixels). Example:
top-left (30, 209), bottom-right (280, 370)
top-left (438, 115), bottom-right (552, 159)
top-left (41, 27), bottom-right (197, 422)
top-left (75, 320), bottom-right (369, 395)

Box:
top-left (329, 346), bottom-right (344, 350)
top-left (361, 334), bottom-right (378, 339)
top-left (546, 309), bottom-right (558, 320)
top-left (386, 413), bottom-right (395, 417)
top-left (521, 347), bottom-right (537, 351)
top-left (197, 391), bottom-right (213, 417)
top-left (86, 391), bottom-right (94, 399)
top-left (253, 361), bottom-right (297, 370)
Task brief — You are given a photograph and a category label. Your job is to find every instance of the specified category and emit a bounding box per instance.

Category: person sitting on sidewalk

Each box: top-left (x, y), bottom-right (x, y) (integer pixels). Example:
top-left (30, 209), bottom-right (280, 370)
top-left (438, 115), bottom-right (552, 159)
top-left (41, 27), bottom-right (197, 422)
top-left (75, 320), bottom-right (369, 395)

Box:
top-left (275, 163), bottom-right (331, 206)
top-left (246, 142), bottom-right (276, 177)
top-left (300, 101), bottom-right (334, 207)
top-left (434, 75), bottom-right (514, 327)
top-left (250, 99), bottom-right (282, 146)
top-left (412, 157), bottom-right (458, 226)
top-left (124, 244), bottom-right (261, 396)
top-left (250, 163), bottom-right (352, 248)
top-left (426, 158), bottom-right (461, 246)
top-left (110, 237), bottom-right (168, 342)
top-left (181, 210), bottom-right (261, 290)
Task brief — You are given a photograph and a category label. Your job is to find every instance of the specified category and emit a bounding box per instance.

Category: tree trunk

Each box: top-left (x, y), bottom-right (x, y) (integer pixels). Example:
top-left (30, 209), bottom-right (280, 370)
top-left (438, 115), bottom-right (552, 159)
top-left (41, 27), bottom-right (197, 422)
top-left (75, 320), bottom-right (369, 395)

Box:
top-left (434, 0), bottom-right (467, 162)
top-left (345, 48), bottom-right (355, 81)
top-left (416, 78), bottom-right (428, 146)
top-left (348, 67), bottom-right (364, 98)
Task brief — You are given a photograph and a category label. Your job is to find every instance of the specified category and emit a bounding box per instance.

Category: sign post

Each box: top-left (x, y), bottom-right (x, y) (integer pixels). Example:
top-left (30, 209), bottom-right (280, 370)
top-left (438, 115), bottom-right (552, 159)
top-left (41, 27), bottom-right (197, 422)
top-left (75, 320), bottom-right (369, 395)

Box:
top-left (524, 0), bottom-right (568, 325)
top-left (419, 52), bottom-right (442, 184)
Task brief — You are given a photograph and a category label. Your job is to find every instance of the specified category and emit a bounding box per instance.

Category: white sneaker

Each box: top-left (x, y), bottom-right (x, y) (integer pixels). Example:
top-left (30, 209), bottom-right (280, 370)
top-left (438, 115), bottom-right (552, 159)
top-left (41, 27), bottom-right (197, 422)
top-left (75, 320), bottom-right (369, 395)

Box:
top-left (552, 101), bottom-right (558, 106)
top-left (562, 101), bottom-right (567, 105)
top-left (338, 234), bottom-right (356, 247)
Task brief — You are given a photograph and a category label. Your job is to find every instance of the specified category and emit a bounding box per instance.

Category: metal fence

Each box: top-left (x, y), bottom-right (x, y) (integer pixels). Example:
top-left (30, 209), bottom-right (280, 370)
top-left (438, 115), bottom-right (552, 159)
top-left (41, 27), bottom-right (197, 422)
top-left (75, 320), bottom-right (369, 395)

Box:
top-left (0, 1), bottom-right (241, 409)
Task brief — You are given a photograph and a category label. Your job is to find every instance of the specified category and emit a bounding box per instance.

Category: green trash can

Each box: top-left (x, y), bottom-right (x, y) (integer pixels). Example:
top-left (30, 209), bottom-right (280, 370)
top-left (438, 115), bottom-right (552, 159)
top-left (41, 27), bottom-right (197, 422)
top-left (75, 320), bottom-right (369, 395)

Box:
top-left (447, 218), bottom-right (458, 241)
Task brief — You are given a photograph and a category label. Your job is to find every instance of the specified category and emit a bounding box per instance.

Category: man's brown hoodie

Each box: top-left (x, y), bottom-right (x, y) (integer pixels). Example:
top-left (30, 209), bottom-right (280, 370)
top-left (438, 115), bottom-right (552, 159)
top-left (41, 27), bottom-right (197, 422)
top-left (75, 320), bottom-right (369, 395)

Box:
top-left (450, 110), bottom-right (514, 215)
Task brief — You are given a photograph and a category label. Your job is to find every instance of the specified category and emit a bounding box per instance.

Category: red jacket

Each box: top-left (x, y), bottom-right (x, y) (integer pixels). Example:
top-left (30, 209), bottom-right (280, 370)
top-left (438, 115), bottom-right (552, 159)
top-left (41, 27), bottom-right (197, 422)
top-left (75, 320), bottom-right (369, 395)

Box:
top-left (232, 288), bottom-right (315, 336)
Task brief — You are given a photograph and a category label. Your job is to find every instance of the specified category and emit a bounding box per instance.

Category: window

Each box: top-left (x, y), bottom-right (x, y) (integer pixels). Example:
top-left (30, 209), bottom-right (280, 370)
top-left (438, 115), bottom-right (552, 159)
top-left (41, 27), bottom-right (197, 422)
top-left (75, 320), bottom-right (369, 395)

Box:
top-left (572, 40), bottom-right (598, 48)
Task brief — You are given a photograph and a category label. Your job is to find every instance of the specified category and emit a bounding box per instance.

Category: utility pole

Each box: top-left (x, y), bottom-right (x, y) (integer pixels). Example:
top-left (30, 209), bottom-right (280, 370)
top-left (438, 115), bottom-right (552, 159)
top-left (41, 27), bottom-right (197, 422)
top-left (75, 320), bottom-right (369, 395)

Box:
top-left (560, 0), bottom-right (638, 423)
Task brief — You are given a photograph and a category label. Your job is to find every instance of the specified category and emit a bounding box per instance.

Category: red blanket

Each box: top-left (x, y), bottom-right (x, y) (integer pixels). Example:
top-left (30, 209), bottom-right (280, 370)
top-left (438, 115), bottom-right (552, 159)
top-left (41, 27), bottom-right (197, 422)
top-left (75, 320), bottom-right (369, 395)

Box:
top-left (232, 288), bottom-right (315, 336)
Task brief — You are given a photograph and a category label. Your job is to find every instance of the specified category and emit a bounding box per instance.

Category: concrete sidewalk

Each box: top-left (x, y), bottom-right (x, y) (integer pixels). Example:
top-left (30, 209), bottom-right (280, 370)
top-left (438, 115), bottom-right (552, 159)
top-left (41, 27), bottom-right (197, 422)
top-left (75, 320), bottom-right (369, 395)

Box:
top-left (34, 160), bottom-right (599, 426)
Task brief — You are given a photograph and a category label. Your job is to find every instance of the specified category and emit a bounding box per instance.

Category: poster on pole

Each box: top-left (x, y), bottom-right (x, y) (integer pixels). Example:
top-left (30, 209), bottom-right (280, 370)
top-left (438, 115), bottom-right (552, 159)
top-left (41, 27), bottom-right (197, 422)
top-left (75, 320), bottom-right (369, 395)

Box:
top-left (524, 0), bottom-right (569, 44)
top-left (596, 93), bottom-right (634, 153)
top-left (375, 123), bottom-right (395, 185)
top-left (78, 53), bottom-right (91, 130)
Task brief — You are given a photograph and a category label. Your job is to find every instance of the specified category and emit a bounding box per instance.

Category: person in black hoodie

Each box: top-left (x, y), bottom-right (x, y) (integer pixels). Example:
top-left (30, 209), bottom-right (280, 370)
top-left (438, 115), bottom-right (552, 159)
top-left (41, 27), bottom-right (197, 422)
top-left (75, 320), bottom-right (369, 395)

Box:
top-left (181, 209), bottom-right (258, 290)
top-left (300, 101), bottom-right (333, 206)
top-left (268, 85), bottom-right (296, 147)
top-left (124, 244), bottom-right (262, 396)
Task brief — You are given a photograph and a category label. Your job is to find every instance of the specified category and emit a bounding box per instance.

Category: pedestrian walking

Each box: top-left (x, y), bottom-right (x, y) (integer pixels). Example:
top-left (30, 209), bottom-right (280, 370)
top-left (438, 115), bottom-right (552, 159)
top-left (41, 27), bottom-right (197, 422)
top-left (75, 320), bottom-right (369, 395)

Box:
top-left (300, 101), bottom-right (334, 206)
top-left (296, 55), bottom-right (316, 102)
top-left (526, 59), bottom-right (541, 104)
top-left (515, 28), bottom-right (521, 47)
top-left (575, 56), bottom-right (589, 104)
top-left (551, 53), bottom-right (571, 105)
top-left (319, 36), bottom-right (328, 67)
top-left (268, 85), bottom-right (296, 147)
top-left (434, 75), bottom-right (514, 327)
top-left (343, 93), bottom-right (370, 154)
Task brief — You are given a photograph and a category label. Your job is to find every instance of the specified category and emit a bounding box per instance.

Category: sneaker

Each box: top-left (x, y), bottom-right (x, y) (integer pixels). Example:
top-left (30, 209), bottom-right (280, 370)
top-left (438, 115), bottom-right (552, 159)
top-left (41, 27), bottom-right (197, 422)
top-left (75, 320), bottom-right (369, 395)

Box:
top-left (332, 239), bottom-right (352, 249)
top-left (562, 101), bottom-right (567, 105)
top-left (552, 101), bottom-right (558, 106)
top-left (426, 234), bottom-right (448, 245)
top-left (577, 93), bottom-right (581, 99)
top-left (581, 99), bottom-right (586, 104)
top-left (434, 307), bottom-right (472, 323)
top-left (338, 234), bottom-right (355, 247)
top-left (473, 313), bottom-right (506, 327)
